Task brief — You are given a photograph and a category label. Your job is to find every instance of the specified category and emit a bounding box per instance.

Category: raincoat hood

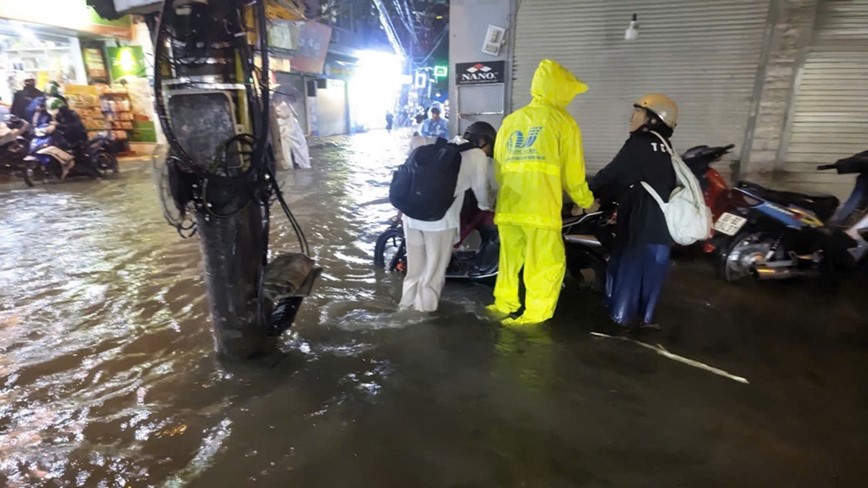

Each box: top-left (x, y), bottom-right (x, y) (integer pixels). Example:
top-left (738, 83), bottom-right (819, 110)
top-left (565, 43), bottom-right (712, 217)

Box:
top-left (428, 101), bottom-right (444, 117)
top-left (530, 59), bottom-right (588, 108)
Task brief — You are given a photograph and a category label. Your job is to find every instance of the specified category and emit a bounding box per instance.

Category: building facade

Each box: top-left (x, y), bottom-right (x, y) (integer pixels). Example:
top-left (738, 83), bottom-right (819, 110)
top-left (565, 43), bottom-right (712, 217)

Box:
top-left (450, 0), bottom-right (868, 197)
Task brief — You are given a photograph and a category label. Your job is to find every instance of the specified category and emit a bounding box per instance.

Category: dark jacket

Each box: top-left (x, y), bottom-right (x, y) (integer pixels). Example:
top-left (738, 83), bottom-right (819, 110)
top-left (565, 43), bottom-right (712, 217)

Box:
top-left (11, 86), bottom-right (43, 120)
top-left (590, 130), bottom-right (677, 249)
top-left (54, 107), bottom-right (88, 145)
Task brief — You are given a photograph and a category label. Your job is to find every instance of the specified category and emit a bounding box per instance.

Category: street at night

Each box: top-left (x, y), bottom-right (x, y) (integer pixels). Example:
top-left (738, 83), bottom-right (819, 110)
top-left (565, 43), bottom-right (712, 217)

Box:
top-left (2, 133), bottom-right (867, 486)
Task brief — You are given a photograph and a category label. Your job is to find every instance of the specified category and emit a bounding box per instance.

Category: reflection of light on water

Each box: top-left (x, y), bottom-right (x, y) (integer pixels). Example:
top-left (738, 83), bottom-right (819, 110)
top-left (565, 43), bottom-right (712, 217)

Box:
top-left (0, 132), bottom-right (435, 484)
top-left (163, 418), bottom-right (232, 486)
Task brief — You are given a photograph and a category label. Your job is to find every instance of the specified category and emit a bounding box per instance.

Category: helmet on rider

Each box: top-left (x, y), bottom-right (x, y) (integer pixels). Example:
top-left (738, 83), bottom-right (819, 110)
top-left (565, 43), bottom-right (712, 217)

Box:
top-left (463, 121), bottom-right (497, 156)
top-left (632, 93), bottom-right (678, 136)
top-left (45, 81), bottom-right (61, 97)
top-left (46, 97), bottom-right (66, 117)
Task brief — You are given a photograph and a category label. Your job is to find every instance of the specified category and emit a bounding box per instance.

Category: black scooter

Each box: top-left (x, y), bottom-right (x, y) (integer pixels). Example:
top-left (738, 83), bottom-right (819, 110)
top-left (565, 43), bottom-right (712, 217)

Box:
top-left (373, 218), bottom-right (499, 282)
top-left (716, 150), bottom-right (868, 281)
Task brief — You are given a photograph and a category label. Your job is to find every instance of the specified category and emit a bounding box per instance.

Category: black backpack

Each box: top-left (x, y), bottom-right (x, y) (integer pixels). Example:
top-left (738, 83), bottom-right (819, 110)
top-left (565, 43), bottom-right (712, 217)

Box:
top-left (389, 138), bottom-right (476, 221)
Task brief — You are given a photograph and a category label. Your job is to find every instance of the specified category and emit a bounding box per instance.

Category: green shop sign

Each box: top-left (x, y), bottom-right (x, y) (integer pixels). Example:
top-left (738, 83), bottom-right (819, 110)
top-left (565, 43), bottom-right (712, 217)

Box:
top-left (106, 46), bottom-right (147, 81)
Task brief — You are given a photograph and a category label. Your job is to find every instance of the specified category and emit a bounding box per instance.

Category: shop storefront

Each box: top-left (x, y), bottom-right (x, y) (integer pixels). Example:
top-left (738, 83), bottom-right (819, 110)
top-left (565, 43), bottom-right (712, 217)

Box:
top-left (0, 21), bottom-right (89, 106)
top-left (0, 0), bottom-right (131, 94)
top-left (0, 1), bottom-right (164, 153)
top-left (778, 0), bottom-right (868, 191)
top-left (510, 0), bottom-right (772, 174)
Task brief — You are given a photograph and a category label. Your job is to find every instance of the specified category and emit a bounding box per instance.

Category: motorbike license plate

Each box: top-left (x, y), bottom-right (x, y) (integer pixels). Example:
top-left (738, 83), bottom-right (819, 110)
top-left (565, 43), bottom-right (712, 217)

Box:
top-left (714, 212), bottom-right (747, 236)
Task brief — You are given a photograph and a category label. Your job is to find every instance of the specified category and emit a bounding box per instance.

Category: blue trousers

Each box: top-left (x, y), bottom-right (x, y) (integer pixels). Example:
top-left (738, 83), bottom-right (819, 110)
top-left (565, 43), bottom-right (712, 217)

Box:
top-left (606, 244), bottom-right (671, 326)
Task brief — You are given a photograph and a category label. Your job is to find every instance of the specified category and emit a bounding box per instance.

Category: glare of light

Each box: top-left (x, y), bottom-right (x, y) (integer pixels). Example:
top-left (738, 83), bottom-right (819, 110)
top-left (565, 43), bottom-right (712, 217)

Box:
top-left (118, 48), bottom-right (136, 73)
top-left (350, 50), bottom-right (405, 130)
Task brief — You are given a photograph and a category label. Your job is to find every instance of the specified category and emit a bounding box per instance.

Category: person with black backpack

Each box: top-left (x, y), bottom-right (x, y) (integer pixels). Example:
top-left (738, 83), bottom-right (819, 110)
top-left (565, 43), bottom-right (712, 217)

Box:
top-left (390, 122), bottom-right (497, 312)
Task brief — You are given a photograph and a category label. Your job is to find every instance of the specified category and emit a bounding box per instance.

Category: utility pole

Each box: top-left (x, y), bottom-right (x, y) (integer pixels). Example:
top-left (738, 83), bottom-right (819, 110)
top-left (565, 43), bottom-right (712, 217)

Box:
top-left (151, 0), bottom-right (320, 359)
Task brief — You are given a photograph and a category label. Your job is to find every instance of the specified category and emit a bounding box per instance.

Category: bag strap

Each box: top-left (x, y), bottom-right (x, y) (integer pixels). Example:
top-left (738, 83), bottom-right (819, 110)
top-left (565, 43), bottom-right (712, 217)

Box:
top-left (642, 131), bottom-right (677, 208)
top-left (649, 129), bottom-right (688, 188)
top-left (640, 181), bottom-right (666, 207)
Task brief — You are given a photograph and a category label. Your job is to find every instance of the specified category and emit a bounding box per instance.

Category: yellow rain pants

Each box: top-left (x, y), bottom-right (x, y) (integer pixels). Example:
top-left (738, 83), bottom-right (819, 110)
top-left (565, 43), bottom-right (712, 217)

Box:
top-left (491, 59), bottom-right (595, 324)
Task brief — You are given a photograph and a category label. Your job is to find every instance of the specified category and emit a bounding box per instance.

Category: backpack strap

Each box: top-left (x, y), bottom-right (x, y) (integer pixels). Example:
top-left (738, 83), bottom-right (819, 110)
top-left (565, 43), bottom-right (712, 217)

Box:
top-left (642, 131), bottom-right (676, 207)
top-left (455, 142), bottom-right (477, 152)
top-left (640, 181), bottom-right (666, 207)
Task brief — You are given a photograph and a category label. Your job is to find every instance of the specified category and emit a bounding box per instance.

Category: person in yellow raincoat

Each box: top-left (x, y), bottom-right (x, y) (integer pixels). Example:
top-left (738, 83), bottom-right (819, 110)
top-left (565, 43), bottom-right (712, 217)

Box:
top-left (488, 59), bottom-right (595, 325)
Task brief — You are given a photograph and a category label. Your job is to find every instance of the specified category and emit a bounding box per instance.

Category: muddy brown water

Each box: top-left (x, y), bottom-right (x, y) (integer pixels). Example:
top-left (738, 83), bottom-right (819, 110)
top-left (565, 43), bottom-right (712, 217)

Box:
top-left (1, 131), bottom-right (867, 486)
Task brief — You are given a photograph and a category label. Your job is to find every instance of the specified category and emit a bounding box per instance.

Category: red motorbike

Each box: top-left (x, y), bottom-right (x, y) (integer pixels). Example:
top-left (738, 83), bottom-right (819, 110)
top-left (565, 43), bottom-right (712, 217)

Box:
top-left (681, 143), bottom-right (736, 253)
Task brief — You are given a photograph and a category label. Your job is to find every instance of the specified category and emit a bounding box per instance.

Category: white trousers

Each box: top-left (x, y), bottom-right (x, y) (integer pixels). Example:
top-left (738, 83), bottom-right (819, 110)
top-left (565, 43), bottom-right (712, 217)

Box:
top-left (399, 227), bottom-right (456, 312)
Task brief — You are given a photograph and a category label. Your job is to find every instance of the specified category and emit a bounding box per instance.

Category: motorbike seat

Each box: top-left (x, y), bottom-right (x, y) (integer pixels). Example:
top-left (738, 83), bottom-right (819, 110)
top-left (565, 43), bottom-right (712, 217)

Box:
top-left (736, 181), bottom-right (840, 221)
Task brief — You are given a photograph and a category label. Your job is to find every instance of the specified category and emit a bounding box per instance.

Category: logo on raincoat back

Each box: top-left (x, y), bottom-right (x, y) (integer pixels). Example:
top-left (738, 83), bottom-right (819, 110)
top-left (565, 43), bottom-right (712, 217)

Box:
top-left (504, 127), bottom-right (544, 161)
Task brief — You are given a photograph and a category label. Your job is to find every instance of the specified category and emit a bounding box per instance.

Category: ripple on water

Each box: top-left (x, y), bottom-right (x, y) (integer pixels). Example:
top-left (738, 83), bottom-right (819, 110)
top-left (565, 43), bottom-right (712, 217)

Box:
top-left (0, 132), bottom-right (420, 485)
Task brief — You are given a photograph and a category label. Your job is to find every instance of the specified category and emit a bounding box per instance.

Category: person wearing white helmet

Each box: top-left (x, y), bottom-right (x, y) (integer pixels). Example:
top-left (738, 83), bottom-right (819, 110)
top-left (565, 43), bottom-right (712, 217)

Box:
top-left (590, 93), bottom-right (679, 331)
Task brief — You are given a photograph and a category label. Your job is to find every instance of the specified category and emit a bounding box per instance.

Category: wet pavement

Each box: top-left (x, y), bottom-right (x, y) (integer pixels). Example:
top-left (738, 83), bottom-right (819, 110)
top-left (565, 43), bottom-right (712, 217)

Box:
top-left (1, 131), bottom-right (867, 487)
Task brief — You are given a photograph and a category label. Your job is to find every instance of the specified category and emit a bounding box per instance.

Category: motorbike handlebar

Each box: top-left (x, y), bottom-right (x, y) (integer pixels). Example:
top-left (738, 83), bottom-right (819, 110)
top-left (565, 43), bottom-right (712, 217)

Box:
top-left (817, 164), bottom-right (836, 171)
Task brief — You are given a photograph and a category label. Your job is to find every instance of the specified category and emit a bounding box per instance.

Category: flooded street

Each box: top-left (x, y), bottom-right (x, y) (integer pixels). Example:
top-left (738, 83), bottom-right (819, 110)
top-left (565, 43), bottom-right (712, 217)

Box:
top-left (1, 131), bottom-right (867, 487)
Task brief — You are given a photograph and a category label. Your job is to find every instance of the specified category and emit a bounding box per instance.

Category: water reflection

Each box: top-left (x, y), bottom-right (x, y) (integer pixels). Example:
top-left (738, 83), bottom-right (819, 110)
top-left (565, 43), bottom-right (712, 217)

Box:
top-left (0, 131), bottom-right (866, 486)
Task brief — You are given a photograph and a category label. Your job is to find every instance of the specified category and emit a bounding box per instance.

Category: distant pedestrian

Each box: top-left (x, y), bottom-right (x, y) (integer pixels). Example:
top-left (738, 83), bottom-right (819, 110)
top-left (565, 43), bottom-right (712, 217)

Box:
top-left (385, 112), bottom-right (394, 132)
top-left (420, 101), bottom-right (448, 140)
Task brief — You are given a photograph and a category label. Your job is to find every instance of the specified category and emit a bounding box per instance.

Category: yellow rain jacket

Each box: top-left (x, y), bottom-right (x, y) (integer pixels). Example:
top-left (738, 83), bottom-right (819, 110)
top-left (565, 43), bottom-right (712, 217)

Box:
top-left (494, 59), bottom-right (594, 229)
top-left (489, 59), bottom-right (594, 325)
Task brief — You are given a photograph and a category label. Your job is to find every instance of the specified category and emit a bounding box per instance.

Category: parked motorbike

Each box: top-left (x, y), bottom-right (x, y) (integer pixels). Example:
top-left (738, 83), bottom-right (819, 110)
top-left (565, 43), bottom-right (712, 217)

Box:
top-left (0, 114), bottom-right (32, 181)
top-left (373, 206), bottom-right (617, 285)
top-left (373, 218), bottom-right (499, 282)
top-left (23, 125), bottom-right (118, 186)
top-left (715, 150), bottom-right (868, 282)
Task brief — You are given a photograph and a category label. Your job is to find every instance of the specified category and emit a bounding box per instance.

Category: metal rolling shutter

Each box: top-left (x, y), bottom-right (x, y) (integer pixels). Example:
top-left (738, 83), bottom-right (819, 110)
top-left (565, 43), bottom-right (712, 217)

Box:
top-left (781, 0), bottom-right (868, 192)
top-left (511, 0), bottom-right (770, 172)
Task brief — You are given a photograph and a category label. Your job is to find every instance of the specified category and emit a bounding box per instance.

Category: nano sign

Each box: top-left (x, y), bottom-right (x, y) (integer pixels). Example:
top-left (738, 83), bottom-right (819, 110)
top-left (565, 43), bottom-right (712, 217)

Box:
top-left (455, 61), bottom-right (505, 86)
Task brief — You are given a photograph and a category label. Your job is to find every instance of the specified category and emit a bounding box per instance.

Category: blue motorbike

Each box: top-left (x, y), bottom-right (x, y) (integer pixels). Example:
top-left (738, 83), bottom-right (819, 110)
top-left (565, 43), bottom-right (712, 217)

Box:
top-left (23, 125), bottom-right (118, 186)
top-left (716, 150), bottom-right (868, 281)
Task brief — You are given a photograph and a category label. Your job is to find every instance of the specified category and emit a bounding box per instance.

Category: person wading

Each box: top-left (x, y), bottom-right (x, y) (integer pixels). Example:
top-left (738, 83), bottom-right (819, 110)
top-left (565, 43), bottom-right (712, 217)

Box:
top-left (590, 94), bottom-right (679, 330)
top-left (397, 122), bottom-right (497, 312)
top-left (488, 59), bottom-right (595, 325)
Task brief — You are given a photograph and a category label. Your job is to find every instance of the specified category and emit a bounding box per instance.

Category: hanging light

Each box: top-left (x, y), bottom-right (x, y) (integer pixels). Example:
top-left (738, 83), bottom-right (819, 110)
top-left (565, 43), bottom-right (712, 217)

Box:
top-left (625, 13), bottom-right (639, 41)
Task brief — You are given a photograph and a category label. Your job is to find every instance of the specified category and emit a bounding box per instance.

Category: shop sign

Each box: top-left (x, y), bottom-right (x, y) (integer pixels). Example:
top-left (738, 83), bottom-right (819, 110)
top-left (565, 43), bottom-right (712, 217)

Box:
top-left (82, 48), bottom-right (109, 82)
top-left (107, 46), bottom-right (147, 81)
top-left (268, 20), bottom-right (299, 51)
top-left (0, 0), bottom-right (132, 39)
top-left (289, 21), bottom-right (332, 74)
top-left (456, 61), bottom-right (505, 86)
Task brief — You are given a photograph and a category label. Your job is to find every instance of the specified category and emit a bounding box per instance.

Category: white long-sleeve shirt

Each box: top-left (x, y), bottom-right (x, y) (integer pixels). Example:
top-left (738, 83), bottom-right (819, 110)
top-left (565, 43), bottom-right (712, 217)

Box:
top-left (404, 136), bottom-right (493, 234)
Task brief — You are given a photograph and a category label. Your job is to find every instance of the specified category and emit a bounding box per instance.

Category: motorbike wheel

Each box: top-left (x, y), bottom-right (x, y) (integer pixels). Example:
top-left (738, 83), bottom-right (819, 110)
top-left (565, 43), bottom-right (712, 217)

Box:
top-left (718, 230), bottom-right (773, 282)
top-left (374, 226), bottom-right (407, 274)
top-left (94, 151), bottom-right (119, 176)
top-left (568, 249), bottom-right (607, 293)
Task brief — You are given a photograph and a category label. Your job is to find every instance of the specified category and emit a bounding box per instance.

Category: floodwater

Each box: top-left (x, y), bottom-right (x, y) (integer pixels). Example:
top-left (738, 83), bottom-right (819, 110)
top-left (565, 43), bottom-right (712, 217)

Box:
top-left (1, 131), bottom-right (867, 487)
